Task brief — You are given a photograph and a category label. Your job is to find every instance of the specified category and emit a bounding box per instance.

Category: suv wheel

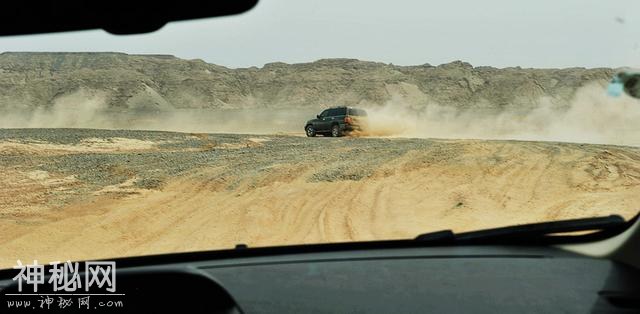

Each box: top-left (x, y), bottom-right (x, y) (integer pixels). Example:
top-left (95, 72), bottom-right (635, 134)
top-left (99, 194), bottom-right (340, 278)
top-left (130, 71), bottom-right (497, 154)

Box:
top-left (331, 124), bottom-right (342, 137)
top-left (305, 125), bottom-right (316, 137)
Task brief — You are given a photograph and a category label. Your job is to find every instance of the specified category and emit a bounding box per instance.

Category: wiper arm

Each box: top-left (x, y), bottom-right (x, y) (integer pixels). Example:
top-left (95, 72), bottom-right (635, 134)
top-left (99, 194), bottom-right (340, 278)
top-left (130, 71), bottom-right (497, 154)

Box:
top-left (415, 215), bottom-right (628, 245)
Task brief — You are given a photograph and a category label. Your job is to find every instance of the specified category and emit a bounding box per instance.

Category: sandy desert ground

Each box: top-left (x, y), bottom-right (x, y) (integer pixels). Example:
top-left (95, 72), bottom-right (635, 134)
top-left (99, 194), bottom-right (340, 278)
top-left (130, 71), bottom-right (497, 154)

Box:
top-left (1, 128), bottom-right (639, 268)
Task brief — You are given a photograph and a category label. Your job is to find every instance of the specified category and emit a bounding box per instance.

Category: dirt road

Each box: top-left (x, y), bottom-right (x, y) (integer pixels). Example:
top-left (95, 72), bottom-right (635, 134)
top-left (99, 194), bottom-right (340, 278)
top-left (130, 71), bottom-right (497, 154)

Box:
top-left (1, 128), bottom-right (639, 267)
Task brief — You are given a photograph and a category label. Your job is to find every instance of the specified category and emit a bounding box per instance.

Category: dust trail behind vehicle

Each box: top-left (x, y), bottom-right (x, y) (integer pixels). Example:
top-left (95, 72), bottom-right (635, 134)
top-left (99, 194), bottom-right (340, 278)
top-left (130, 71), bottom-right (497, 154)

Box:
top-left (356, 84), bottom-right (640, 146)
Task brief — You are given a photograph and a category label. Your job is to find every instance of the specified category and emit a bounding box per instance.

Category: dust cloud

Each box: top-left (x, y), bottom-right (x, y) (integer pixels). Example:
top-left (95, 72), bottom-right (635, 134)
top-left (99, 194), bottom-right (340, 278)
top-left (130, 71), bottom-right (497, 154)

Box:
top-left (0, 89), bottom-right (316, 134)
top-left (0, 84), bottom-right (638, 146)
top-left (361, 84), bottom-right (640, 146)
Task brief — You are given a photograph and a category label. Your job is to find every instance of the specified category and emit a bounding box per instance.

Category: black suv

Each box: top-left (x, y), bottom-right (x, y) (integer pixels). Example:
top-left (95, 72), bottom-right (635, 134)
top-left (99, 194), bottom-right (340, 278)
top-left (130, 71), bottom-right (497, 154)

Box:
top-left (305, 106), bottom-right (368, 137)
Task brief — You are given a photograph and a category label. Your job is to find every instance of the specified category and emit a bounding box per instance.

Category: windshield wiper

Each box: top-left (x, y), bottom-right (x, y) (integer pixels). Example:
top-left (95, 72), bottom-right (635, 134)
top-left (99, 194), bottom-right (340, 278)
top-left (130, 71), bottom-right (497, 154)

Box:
top-left (415, 215), bottom-right (628, 245)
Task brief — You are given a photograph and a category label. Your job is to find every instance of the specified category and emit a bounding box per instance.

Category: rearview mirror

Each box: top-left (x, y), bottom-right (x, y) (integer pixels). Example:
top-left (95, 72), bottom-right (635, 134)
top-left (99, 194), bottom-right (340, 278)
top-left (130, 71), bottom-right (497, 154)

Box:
top-left (0, 0), bottom-right (258, 35)
top-left (317, 115), bottom-right (322, 119)
top-left (608, 71), bottom-right (640, 99)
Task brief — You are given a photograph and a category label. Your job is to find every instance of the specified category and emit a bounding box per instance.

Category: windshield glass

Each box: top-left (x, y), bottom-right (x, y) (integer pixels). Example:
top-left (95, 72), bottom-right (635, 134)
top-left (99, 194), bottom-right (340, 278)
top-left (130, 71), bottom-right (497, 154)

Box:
top-left (349, 108), bottom-right (367, 116)
top-left (1, 0), bottom-right (639, 268)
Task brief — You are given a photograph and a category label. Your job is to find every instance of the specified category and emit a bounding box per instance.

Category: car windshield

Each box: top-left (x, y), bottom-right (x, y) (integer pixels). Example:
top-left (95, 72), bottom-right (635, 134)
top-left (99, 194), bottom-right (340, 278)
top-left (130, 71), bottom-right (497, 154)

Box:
top-left (0, 0), bottom-right (639, 268)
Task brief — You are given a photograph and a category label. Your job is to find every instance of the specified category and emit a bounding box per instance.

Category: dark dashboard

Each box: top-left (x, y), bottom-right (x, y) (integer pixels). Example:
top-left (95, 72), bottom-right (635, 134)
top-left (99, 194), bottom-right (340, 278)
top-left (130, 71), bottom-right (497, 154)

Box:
top-left (2, 245), bottom-right (639, 313)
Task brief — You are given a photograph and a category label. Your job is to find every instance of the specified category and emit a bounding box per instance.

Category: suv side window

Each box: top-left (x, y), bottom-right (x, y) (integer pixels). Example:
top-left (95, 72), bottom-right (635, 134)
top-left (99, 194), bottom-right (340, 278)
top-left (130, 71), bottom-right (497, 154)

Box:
top-left (319, 109), bottom-right (330, 118)
top-left (327, 108), bottom-right (345, 117)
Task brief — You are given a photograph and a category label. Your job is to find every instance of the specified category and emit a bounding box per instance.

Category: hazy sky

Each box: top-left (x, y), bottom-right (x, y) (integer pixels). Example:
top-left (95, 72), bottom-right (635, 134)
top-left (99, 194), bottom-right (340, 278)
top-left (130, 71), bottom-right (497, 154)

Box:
top-left (1, 0), bottom-right (639, 68)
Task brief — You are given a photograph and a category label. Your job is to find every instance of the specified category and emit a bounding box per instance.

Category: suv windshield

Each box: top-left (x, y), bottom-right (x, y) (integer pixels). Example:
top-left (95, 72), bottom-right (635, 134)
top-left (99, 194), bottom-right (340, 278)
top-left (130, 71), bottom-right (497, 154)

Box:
top-left (0, 0), bottom-right (639, 268)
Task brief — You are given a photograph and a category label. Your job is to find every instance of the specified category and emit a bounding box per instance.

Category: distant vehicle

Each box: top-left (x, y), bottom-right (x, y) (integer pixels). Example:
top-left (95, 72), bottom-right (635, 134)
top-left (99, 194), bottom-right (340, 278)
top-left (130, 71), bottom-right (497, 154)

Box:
top-left (305, 106), bottom-right (368, 137)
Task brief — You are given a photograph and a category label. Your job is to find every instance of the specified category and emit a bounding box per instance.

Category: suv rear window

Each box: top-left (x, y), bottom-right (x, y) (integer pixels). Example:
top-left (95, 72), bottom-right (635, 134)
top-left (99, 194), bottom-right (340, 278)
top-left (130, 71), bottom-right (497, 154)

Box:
top-left (348, 108), bottom-right (367, 116)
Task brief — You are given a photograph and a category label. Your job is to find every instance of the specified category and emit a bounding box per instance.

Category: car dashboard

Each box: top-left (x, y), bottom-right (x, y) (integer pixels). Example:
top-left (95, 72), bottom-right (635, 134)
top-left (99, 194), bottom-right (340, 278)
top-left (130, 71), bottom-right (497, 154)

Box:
top-left (2, 245), bottom-right (639, 313)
